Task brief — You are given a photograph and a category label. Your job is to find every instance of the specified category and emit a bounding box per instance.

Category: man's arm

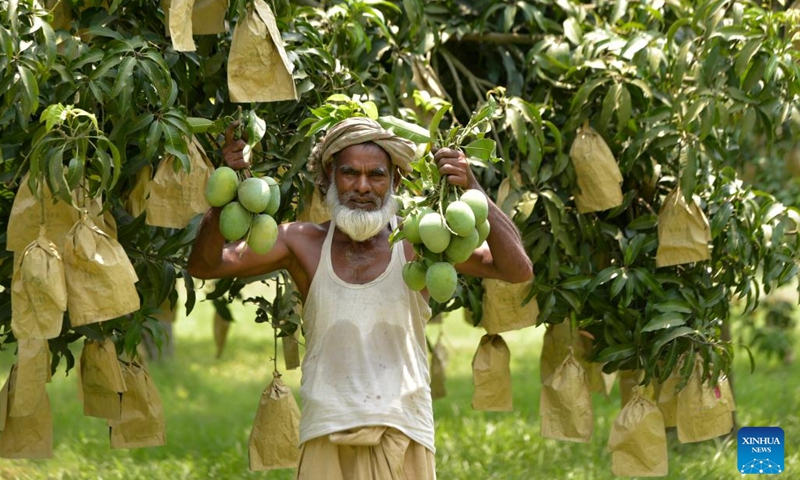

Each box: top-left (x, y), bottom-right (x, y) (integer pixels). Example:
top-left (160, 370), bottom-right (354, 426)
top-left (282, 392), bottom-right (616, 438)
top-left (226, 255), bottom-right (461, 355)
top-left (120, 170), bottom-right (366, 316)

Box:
top-left (434, 148), bottom-right (533, 283)
top-left (187, 121), bottom-right (294, 280)
top-left (186, 207), bottom-right (294, 279)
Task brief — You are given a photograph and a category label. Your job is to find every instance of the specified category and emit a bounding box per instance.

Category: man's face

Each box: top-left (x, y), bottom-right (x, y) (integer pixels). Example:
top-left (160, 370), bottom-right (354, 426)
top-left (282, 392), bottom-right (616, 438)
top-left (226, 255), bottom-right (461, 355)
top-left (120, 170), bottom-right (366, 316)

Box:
top-left (325, 143), bottom-right (398, 242)
top-left (328, 143), bottom-right (394, 210)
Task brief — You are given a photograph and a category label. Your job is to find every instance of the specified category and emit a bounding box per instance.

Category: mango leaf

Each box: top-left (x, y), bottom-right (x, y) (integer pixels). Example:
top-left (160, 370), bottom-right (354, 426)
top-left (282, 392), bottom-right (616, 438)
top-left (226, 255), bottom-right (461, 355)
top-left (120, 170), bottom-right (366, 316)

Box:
top-left (247, 109), bottom-right (267, 147)
top-left (377, 116), bottom-right (431, 144)
top-left (464, 138), bottom-right (496, 161)
top-left (595, 343), bottom-right (636, 363)
top-left (428, 102), bottom-right (452, 142)
top-left (642, 312), bottom-right (686, 332)
top-left (735, 38), bottom-right (762, 78)
top-left (651, 326), bottom-right (695, 354)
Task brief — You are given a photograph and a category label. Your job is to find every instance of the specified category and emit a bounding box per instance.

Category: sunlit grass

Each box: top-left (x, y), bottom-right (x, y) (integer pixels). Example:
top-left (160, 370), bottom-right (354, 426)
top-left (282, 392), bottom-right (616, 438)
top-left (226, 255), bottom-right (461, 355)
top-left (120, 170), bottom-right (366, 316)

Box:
top-left (0, 293), bottom-right (797, 479)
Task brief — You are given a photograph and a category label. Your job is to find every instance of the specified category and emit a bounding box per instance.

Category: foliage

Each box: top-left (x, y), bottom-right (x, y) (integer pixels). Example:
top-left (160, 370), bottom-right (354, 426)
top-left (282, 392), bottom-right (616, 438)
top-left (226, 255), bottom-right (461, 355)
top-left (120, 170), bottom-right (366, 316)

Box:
top-left (0, 0), bottom-right (799, 394)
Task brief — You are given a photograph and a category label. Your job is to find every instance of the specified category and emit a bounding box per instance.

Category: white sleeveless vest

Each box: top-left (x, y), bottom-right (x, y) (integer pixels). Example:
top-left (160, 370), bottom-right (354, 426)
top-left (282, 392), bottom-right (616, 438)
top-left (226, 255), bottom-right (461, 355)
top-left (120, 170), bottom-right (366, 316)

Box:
top-left (299, 219), bottom-right (435, 451)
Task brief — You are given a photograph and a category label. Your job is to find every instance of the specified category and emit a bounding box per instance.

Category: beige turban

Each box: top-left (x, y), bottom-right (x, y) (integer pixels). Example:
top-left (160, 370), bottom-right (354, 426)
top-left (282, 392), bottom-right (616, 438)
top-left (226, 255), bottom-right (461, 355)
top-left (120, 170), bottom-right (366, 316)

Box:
top-left (308, 117), bottom-right (416, 194)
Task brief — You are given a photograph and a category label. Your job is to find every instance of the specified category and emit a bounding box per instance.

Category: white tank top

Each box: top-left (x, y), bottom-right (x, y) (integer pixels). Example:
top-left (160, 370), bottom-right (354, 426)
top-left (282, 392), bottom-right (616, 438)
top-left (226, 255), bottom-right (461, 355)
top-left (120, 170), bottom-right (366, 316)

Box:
top-left (299, 218), bottom-right (435, 451)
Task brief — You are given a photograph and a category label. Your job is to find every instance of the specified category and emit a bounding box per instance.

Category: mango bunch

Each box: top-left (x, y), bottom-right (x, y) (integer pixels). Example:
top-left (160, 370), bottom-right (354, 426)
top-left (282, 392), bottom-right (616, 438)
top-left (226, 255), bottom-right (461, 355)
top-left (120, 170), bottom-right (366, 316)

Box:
top-left (205, 167), bottom-right (280, 255)
top-left (401, 189), bottom-right (490, 303)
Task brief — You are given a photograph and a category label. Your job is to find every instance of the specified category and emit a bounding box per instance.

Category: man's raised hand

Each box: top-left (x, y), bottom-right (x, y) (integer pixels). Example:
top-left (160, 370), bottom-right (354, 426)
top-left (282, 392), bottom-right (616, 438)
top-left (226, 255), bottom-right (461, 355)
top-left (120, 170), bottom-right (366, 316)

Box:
top-left (222, 120), bottom-right (249, 170)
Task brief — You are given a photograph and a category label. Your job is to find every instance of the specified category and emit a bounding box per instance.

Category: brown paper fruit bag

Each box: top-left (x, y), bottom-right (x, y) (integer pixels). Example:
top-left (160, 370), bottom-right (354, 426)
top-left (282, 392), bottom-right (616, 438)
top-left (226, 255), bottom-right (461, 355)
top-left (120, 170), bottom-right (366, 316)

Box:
top-left (146, 137), bottom-right (213, 229)
top-left (248, 373), bottom-right (301, 471)
top-left (228, 0), bottom-right (298, 103)
top-left (607, 393), bottom-right (668, 477)
top-left (569, 124), bottom-right (624, 213)
top-left (166, 0), bottom-right (197, 51)
top-left (540, 353), bottom-right (593, 443)
top-left (109, 362), bottom-right (166, 449)
top-left (618, 369), bottom-right (655, 408)
top-left (10, 340), bottom-right (51, 418)
top-left (540, 321), bottom-right (584, 382)
top-left (7, 174), bottom-right (78, 253)
top-left (472, 334), bottom-right (513, 411)
top-left (656, 188), bottom-right (711, 267)
top-left (81, 338), bottom-right (127, 420)
top-left (64, 214), bottom-right (140, 326)
top-left (0, 365), bottom-right (53, 459)
top-left (655, 369), bottom-right (681, 428)
top-left (430, 334), bottom-right (448, 400)
top-left (163, 0), bottom-right (228, 36)
top-left (11, 231), bottom-right (67, 340)
top-left (676, 357), bottom-right (733, 443)
top-left (479, 278), bottom-right (538, 334)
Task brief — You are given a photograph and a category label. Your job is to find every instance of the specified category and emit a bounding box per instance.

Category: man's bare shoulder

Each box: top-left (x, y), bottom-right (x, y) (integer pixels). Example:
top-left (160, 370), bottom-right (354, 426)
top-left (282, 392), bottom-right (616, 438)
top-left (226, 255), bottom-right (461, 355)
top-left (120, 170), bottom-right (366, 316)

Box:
top-left (282, 220), bottom-right (330, 246)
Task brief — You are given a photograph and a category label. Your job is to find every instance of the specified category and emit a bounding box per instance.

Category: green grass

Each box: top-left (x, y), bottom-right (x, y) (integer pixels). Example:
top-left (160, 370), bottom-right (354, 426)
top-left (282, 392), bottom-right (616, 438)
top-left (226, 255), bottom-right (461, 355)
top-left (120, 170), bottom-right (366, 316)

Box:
top-left (0, 295), bottom-right (797, 479)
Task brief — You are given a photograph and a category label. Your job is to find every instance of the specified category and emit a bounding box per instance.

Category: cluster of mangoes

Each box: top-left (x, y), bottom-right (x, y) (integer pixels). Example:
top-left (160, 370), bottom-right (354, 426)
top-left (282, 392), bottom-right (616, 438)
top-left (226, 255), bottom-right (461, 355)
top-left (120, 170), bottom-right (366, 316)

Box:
top-left (205, 166), bottom-right (280, 255)
top-left (401, 189), bottom-right (490, 302)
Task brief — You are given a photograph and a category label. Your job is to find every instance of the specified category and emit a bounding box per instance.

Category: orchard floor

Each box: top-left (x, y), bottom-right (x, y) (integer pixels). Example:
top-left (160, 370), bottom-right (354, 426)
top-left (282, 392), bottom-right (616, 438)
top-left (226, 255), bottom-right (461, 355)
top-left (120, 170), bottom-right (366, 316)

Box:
top-left (0, 293), bottom-right (797, 480)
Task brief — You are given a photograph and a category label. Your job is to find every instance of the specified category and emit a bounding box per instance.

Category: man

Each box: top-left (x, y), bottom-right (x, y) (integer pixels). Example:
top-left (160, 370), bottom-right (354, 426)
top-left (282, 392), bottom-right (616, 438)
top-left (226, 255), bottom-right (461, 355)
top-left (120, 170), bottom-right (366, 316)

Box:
top-left (188, 117), bottom-right (532, 479)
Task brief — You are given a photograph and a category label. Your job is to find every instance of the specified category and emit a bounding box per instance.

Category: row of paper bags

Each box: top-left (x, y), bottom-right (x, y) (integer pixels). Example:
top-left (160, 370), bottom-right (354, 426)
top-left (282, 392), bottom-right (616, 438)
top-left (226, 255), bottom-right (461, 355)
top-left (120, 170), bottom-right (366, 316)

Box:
top-left (0, 338), bottom-right (165, 458)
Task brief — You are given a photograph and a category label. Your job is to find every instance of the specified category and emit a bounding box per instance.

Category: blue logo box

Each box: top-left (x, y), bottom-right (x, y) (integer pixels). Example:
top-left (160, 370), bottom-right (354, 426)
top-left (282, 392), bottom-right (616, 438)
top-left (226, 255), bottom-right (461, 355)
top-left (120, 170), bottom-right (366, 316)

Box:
top-left (738, 426), bottom-right (784, 475)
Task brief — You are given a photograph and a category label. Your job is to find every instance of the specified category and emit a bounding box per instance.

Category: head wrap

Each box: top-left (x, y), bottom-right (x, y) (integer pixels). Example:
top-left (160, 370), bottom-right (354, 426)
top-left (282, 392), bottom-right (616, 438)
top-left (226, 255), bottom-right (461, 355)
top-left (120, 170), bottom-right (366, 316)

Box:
top-left (308, 117), bottom-right (416, 194)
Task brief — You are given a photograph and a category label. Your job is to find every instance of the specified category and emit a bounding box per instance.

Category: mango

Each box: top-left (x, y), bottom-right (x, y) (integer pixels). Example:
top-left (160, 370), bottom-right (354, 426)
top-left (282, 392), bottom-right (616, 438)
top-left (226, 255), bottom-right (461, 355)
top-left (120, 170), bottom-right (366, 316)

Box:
top-left (206, 166), bottom-right (239, 207)
top-left (238, 177), bottom-right (271, 213)
top-left (445, 200), bottom-right (476, 236)
top-left (264, 177), bottom-right (281, 216)
top-left (445, 228), bottom-right (480, 264)
top-left (460, 189), bottom-right (489, 226)
top-left (248, 214), bottom-right (278, 255)
top-left (402, 207), bottom-right (432, 245)
top-left (402, 261), bottom-right (427, 291)
top-left (418, 212), bottom-right (451, 253)
top-left (477, 219), bottom-right (491, 244)
top-left (219, 201), bottom-right (251, 241)
top-left (426, 262), bottom-right (458, 303)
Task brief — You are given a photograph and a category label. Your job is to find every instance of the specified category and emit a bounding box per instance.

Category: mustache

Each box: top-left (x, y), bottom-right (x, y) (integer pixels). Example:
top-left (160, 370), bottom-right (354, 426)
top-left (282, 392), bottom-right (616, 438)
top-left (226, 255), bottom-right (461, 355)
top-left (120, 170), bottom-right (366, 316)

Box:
top-left (340, 191), bottom-right (381, 207)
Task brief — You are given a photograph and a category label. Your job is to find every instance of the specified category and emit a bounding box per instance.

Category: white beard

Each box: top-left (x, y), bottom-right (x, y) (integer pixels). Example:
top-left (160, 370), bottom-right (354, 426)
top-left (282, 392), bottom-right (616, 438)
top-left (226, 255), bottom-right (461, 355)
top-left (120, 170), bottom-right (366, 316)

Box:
top-left (326, 183), bottom-right (397, 242)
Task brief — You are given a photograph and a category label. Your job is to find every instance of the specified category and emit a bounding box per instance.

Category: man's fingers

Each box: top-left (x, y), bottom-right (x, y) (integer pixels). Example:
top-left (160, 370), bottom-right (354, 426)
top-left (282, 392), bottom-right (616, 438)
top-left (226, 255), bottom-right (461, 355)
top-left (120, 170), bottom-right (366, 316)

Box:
top-left (224, 120), bottom-right (241, 144)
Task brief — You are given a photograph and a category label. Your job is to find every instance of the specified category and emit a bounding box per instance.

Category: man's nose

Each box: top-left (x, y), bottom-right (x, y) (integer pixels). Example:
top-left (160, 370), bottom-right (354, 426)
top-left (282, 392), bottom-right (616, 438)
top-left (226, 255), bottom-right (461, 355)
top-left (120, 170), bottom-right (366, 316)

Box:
top-left (354, 174), bottom-right (372, 193)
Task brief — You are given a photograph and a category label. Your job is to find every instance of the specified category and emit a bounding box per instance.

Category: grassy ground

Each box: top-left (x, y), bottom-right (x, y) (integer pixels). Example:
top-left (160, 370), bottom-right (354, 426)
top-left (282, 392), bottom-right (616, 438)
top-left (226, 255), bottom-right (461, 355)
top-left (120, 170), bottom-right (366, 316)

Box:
top-left (0, 293), bottom-right (797, 480)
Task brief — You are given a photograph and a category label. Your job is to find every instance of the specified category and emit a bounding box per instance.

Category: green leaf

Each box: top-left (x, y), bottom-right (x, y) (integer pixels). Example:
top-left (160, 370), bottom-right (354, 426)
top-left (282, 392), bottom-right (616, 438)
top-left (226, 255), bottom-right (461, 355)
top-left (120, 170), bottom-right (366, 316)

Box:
top-left (145, 119), bottom-right (162, 160)
top-left (428, 102), bottom-right (451, 142)
top-left (735, 38), bottom-right (762, 78)
top-left (377, 116), bottom-right (432, 144)
top-left (569, 77), bottom-right (608, 114)
top-left (182, 269), bottom-right (196, 315)
top-left (586, 267), bottom-right (620, 291)
top-left (651, 326), bottom-right (694, 354)
top-left (617, 84), bottom-right (631, 131)
top-left (642, 312), bottom-right (686, 332)
top-left (563, 17), bottom-right (582, 45)
top-left (17, 65), bottom-right (39, 117)
top-left (679, 144), bottom-right (697, 202)
top-left (627, 214), bottom-right (657, 230)
top-left (247, 110), bottom-right (267, 147)
top-left (653, 300), bottom-right (693, 314)
top-left (464, 138), bottom-right (496, 161)
top-left (595, 343), bottom-right (635, 363)
top-left (560, 275), bottom-right (592, 290)
top-left (600, 84), bottom-right (620, 130)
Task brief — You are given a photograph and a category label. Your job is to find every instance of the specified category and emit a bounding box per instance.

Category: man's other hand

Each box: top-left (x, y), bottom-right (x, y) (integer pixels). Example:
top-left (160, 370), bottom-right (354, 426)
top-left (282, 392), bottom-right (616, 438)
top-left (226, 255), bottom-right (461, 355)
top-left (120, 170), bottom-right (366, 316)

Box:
top-left (222, 120), bottom-right (249, 170)
top-left (434, 147), bottom-right (480, 190)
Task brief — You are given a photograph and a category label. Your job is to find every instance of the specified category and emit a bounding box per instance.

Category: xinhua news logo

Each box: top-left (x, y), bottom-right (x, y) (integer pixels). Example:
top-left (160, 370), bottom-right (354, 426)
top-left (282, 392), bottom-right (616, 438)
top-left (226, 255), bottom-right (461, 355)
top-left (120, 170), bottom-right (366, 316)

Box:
top-left (738, 426), bottom-right (784, 475)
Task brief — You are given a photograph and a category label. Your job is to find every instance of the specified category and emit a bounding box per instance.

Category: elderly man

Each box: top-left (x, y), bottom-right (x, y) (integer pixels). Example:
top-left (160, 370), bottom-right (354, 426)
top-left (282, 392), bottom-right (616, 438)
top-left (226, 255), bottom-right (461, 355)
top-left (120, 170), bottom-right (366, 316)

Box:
top-left (188, 117), bottom-right (532, 479)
